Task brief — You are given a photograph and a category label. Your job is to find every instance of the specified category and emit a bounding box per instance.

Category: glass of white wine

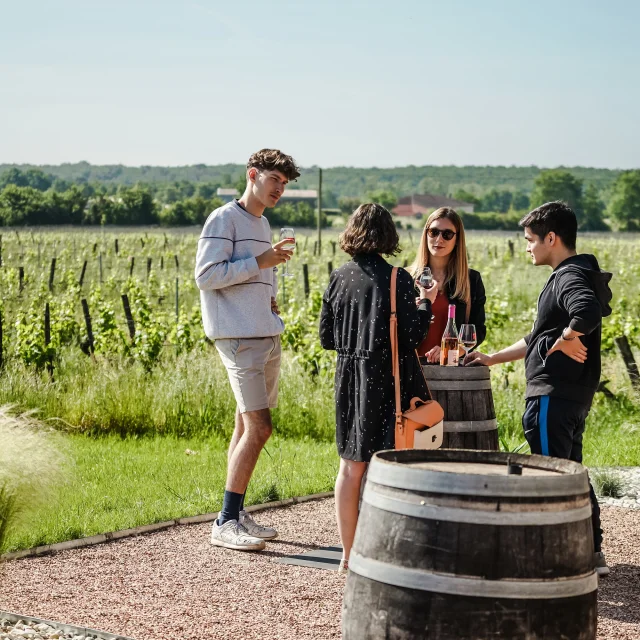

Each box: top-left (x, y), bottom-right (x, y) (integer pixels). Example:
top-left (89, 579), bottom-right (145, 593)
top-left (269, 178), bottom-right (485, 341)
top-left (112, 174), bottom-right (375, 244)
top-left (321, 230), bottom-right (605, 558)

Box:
top-left (459, 324), bottom-right (477, 364)
top-left (279, 227), bottom-right (295, 277)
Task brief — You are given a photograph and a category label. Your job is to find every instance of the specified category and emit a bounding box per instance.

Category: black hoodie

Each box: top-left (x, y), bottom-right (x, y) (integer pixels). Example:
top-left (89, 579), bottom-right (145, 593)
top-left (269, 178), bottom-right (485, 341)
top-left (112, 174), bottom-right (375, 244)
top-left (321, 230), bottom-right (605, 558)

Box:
top-left (524, 254), bottom-right (613, 406)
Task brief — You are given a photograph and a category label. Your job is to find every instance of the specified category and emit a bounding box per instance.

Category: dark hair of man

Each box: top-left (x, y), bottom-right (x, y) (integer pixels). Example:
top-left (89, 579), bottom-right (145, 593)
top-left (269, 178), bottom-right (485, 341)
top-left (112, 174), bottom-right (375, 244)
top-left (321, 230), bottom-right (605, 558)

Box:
top-left (247, 149), bottom-right (301, 181)
top-left (339, 203), bottom-right (401, 257)
top-left (519, 201), bottom-right (577, 250)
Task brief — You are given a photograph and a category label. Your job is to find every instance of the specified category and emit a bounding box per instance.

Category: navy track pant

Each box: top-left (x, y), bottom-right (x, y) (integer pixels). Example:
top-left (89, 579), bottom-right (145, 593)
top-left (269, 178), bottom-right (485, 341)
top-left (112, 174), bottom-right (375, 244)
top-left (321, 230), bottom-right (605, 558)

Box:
top-left (523, 395), bottom-right (603, 552)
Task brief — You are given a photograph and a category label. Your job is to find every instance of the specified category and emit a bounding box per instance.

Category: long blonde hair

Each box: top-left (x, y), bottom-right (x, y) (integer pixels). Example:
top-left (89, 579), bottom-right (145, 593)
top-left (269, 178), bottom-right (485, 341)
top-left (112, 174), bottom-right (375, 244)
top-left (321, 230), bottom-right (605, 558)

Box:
top-left (410, 207), bottom-right (471, 309)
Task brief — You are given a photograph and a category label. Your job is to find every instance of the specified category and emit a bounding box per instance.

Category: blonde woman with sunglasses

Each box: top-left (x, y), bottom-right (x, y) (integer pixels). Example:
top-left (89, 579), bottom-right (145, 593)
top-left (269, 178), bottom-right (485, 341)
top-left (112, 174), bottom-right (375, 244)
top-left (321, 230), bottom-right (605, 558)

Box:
top-left (409, 207), bottom-right (487, 363)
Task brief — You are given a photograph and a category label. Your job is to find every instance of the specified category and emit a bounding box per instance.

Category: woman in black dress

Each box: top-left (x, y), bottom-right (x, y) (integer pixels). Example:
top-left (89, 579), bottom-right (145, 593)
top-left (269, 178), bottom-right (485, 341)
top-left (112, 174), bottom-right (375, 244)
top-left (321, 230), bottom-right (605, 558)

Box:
top-left (320, 203), bottom-right (438, 572)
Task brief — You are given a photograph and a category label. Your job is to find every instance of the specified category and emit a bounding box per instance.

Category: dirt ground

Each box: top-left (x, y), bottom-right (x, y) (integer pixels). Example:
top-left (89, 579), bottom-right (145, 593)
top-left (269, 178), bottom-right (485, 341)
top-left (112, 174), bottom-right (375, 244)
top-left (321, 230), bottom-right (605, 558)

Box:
top-left (0, 499), bottom-right (638, 640)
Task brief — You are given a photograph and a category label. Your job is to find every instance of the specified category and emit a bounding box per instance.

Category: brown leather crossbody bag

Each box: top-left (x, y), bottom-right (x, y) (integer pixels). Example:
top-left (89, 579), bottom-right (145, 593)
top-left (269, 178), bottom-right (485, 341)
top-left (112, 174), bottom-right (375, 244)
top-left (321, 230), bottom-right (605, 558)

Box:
top-left (390, 267), bottom-right (444, 450)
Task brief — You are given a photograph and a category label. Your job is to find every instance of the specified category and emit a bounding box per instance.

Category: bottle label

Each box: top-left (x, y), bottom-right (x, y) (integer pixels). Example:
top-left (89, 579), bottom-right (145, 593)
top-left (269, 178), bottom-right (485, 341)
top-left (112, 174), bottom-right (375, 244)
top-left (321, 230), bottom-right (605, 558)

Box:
top-left (447, 349), bottom-right (459, 366)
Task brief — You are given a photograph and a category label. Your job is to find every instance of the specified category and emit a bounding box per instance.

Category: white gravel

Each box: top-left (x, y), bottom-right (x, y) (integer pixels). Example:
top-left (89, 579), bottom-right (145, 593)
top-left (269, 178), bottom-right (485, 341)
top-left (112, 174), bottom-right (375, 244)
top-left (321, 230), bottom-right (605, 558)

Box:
top-left (0, 497), bottom-right (639, 640)
top-left (0, 618), bottom-right (105, 639)
top-left (592, 467), bottom-right (640, 510)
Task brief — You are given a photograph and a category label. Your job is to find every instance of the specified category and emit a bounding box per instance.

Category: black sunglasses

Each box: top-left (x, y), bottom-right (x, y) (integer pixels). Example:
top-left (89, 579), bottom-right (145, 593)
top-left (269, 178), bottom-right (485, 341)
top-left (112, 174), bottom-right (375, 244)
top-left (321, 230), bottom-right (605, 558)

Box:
top-left (427, 227), bottom-right (457, 241)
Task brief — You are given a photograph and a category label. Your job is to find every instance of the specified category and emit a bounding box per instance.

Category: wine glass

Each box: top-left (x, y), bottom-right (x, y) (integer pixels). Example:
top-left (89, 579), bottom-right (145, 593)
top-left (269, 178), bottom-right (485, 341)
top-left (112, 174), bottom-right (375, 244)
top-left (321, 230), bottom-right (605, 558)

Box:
top-left (459, 324), bottom-right (477, 364)
top-left (279, 227), bottom-right (295, 277)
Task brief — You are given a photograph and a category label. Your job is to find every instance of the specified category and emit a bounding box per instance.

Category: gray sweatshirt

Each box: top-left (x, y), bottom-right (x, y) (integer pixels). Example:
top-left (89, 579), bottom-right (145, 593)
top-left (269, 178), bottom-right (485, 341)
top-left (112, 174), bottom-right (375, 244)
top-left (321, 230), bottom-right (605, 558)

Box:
top-left (195, 200), bottom-right (284, 340)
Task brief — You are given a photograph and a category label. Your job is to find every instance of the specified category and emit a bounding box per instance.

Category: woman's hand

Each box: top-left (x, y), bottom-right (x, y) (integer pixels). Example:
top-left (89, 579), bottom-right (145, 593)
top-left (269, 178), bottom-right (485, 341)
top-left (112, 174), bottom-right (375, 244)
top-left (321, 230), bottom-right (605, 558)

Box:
top-left (425, 346), bottom-right (441, 364)
top-left (417, 279), bottom-right (439, 304)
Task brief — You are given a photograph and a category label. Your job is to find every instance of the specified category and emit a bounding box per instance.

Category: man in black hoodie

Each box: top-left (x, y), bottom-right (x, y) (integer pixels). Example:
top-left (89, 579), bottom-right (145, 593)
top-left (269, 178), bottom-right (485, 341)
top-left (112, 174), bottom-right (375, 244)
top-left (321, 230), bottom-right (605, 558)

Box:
top-left (466, 201), bottom-right (613, 577)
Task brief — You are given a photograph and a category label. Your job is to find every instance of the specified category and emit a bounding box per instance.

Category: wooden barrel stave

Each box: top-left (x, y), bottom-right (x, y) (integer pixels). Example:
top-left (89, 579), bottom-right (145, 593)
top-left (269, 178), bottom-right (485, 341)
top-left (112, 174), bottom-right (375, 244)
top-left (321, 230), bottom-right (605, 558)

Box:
top-left (422, 363), bottom-right (498, 450)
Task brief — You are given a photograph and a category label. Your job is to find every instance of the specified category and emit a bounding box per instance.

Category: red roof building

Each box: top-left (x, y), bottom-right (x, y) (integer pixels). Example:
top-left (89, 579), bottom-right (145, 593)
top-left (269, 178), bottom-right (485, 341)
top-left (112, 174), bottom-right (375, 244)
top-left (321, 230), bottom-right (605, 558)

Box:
top-left (393, 194), bottom-right (475, 217)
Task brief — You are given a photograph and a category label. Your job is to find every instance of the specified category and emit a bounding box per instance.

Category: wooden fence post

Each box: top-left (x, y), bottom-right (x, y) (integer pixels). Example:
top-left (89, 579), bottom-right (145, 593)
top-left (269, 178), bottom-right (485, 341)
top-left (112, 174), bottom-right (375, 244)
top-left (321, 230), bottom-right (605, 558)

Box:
top-left (615, 336), bottom-right (640, 389)
top-left (175, 278), bottom-right (179, 321)
top-left (121, 294), bottom-right (136, 340)
top-left (147, 257), bottom-right (152, 279)
top-left (79, 260), bottom-right (88, 288)
top-left (44, 302), bottom-right (54, 379)
top-left (302, 264), bottom-right (310, 298)
top-left (129, 256), bottom-right (135, 278)
top-left (81, 298), bottom-right (95, 359)
top-left (19, 266), bottom-right (24, 293)
top-left (115, 239), bottom-right (119, 255)
top-left (48, 258), bottom-right (56, 292)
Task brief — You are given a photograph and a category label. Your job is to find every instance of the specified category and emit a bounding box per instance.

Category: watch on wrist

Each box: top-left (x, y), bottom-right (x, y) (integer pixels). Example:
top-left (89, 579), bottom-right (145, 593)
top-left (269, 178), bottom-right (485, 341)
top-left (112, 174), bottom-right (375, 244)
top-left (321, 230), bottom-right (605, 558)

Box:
top-left (561, 328), bottom-right (576, 341)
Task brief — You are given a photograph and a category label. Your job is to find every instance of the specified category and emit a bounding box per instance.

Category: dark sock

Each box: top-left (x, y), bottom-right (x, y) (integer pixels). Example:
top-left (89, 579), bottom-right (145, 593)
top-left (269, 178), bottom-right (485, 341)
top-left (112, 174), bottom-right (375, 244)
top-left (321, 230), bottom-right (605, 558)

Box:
top-left (218, 490), bottom-right (244, 525)
top-left (239, 492), bottom-right (246, 513)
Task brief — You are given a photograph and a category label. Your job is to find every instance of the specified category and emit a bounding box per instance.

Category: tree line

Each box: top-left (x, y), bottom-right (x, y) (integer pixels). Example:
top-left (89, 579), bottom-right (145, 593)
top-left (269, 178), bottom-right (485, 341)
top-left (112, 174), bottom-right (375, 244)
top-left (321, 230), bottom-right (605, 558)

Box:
top-left (0, 166), bottom-right (638, 230)
top-left (0, 180), bottom-right (328, 228)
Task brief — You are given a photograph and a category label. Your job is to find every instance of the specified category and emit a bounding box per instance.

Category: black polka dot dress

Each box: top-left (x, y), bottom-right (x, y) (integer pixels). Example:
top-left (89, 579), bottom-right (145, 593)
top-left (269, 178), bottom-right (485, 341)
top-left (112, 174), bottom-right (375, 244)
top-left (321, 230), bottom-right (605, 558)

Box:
top-left (319, 253), bottom-right (432, 462)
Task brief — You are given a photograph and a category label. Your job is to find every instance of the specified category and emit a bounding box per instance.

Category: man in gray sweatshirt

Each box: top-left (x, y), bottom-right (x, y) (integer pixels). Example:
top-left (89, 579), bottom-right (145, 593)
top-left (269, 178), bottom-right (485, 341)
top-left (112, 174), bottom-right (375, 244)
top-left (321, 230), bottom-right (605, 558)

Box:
top-left (195, 149), bottom-right (300, 551)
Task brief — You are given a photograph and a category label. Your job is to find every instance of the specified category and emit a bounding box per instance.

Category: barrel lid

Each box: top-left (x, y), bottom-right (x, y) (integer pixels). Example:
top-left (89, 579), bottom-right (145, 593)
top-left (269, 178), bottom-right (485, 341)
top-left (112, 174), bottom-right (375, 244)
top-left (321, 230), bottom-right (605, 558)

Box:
top-left (368, 450), bottom-right (590, 497)
top-left (408, 461), bottom-right (558, 477)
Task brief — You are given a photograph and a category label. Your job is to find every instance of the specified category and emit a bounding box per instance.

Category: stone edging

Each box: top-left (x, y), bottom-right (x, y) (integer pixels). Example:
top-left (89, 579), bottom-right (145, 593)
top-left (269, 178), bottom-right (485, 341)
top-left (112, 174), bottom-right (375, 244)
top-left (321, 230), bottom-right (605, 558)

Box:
top-left (0, 610), bottom-right (135, 640)
top-left (0, 491), bottom-right (335, 562)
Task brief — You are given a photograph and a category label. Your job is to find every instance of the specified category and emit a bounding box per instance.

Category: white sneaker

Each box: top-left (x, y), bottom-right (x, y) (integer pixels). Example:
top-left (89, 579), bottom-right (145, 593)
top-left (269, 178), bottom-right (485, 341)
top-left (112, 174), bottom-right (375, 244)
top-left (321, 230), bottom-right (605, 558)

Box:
top-left (594, 551), bottom-right (610, 578)
top-left (210, 519), bottom-right (265, 551)
top-left (239, 510), bottom-right (278, 540)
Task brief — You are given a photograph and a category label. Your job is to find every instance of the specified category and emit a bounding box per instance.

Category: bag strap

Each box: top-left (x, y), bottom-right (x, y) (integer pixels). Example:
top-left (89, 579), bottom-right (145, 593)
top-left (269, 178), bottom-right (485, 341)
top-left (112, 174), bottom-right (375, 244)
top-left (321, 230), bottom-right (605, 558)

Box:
top-left (390, 268), bottom-right (403, 432)
top-left (390, 268), bottom-right (434, 431)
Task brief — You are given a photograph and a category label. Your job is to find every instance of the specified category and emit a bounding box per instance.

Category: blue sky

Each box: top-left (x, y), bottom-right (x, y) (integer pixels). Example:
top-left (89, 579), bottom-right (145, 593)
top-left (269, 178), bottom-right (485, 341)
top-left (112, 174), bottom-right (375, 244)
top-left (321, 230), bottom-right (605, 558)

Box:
top-left (1, 0), bottom-right (638, 168)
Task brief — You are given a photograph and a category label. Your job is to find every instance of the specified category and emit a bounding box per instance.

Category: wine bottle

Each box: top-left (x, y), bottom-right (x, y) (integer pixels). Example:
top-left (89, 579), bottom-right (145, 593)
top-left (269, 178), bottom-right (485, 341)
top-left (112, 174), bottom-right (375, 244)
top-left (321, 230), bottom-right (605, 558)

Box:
top-left (440, 304), bottom-right (460, 366)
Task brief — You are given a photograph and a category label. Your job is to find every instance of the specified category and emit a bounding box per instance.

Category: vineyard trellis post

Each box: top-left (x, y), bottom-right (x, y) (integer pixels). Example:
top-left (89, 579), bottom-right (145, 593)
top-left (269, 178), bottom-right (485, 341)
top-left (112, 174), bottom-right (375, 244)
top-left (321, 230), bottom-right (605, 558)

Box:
top-left (19, 266), bottom-right (24, 293)
top-left (121, 294), bottom-right (136, 340)
top-left (302, 263), bottom-right (310, 299)
top-left (615, 336), bottom-right (640, 389)
top-left (81, 298), bottom-right (96, 362)
top-left (129, 256), bottom-right (135, 278)
top-left (0, 234), bottom-right (2, 267)
top-left (0, 309), bottom-right (3, 369)
top-left (99, 253), bottom-right (103, 284)
top-left (44, 302), bottom-right (54, 379)
top-left (175, 277), bottom-right (179, 321)
top-left (79, 260), bottom-right (88, 288)
top-left (48, 258), bottom-right (56, 292)
top-left (317, 167), bottom-right (322, 256)
top-left (115, 239), bottom-right (119, 255)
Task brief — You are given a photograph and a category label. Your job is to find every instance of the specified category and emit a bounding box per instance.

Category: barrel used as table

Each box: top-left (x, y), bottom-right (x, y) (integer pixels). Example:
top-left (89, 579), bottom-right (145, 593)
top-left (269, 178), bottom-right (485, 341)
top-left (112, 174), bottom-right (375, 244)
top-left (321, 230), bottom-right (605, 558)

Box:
top-left (343, 449), bottom-right (597, 640)
top-left (422, 363), bottom-right (499, 450)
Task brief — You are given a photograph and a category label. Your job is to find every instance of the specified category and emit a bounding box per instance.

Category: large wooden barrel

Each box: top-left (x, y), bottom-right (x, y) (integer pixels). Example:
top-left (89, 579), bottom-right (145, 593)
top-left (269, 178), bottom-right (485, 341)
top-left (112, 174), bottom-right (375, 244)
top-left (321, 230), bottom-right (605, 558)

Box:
top-left (422, 363), bottom-right (499, 450)
top-left (343, 449), bottom-right (597, 640)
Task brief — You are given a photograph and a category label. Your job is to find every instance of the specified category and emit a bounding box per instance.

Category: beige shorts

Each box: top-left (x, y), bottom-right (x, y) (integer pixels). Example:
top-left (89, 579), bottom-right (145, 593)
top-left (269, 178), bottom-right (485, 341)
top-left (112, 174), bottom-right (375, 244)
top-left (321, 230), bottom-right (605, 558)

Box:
top-left (215, 336), bottom-right (281, 413)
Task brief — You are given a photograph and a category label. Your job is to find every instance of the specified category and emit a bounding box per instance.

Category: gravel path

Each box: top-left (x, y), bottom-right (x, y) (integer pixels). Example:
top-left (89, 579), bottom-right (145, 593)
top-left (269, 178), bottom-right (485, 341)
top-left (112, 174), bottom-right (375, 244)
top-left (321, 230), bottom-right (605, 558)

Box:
top-left (1, 498), bottom-right (639, 640)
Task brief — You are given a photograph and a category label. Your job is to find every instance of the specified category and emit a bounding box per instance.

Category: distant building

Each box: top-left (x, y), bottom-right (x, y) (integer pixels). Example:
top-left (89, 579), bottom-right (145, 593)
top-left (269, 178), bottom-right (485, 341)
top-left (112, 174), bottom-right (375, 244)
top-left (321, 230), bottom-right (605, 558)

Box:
top-left (216, 188), bottom-right (239, 203)
top-left (393, 194), bottom-right (475, 218)
top-left (280, 189), bottom-right (318, 207)
top-left (215, 187), bottom-right (318, 207)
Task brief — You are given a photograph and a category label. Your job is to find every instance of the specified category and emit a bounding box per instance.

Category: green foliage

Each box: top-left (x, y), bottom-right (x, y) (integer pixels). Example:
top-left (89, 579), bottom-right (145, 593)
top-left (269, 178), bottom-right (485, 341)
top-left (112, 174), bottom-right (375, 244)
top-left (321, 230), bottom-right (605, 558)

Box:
top-left (530, 169), bottom-right (584, 219)
top-left (365, 189), bottom-right (398, 211)
top-left (581, 184), bottom-right (609, 231)
top-left (607, 170), bottom-right (640, 230)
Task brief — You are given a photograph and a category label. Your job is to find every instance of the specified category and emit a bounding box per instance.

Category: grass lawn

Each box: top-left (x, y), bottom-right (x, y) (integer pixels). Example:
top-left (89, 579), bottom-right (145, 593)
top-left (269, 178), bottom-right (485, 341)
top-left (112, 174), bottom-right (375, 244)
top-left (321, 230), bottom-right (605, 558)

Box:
top-left (2, 434), bottom-right (338, 553)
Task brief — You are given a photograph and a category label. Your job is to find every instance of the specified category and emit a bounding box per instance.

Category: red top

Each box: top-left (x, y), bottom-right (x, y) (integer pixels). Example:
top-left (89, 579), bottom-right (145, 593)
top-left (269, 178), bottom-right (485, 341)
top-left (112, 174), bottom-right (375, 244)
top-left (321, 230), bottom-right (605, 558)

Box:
top-left (417, 291), bottom-right (449, 356)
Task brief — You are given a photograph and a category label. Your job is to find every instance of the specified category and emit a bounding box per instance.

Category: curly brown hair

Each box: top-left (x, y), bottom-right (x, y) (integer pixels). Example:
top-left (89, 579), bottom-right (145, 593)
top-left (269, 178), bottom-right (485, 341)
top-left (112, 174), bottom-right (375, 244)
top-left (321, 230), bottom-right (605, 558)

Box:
top-left (339, 203), bottom-right (401, 256)
top-left (247, 149), bottom-right (300, 181)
